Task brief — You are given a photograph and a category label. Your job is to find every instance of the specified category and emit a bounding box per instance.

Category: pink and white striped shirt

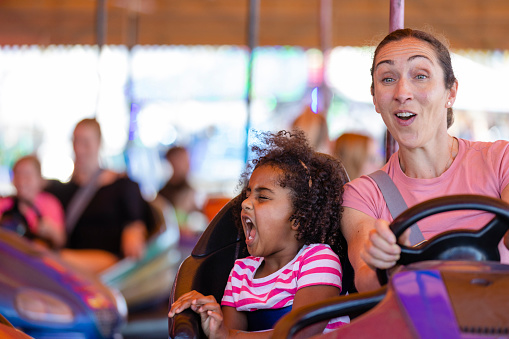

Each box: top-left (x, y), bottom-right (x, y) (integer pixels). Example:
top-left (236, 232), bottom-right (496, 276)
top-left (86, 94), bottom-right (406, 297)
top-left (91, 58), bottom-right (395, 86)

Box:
top-left (221, 243), bottom-right (349, 331)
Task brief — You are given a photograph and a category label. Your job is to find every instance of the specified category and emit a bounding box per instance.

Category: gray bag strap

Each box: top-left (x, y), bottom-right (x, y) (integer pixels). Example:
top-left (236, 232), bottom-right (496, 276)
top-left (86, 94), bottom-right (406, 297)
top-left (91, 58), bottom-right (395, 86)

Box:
top-left (65, 169), bottom-right (103, 234)
top-left (368, 170), bottom-right (425, 246)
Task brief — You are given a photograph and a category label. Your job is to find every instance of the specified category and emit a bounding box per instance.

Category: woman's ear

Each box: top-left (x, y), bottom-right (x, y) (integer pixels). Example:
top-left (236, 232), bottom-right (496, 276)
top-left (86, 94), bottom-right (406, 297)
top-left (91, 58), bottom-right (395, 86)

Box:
top-left (446, 80), bottom-right (459, 107)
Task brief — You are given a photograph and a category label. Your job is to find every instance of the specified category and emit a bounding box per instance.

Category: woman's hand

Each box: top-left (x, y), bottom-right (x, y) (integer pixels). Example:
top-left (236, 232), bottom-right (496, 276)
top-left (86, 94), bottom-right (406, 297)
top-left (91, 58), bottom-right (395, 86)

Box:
top-left (121, 221), bottom-right (147, 259)
top-left (37, 217), bottom-right (66, 249)
top-left (169, 291), bottom-right (228, 339)
top-left (360, 218), bottom-right (411, 269)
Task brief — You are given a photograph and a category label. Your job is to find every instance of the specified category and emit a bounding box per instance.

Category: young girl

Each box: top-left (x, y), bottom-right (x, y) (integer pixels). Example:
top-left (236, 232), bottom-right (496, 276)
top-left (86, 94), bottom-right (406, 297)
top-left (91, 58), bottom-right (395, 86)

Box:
top-left (169, 130), bottom-right (350, 338)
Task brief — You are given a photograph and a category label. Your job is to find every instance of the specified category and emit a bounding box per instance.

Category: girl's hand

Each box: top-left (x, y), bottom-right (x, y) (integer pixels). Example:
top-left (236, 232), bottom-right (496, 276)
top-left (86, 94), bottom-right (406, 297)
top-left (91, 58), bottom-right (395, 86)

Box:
top-left (169, 291), bottom-right (228, 339)
top-left (360, 218), bottom-right (411, 269)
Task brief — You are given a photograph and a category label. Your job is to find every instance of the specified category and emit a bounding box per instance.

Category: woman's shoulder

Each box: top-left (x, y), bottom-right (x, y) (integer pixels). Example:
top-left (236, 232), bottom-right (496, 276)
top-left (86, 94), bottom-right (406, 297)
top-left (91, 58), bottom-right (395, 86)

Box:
top-left (458, 138), bottom-right (509, 164)
top-left (460, 138), bottom-right (509, 151)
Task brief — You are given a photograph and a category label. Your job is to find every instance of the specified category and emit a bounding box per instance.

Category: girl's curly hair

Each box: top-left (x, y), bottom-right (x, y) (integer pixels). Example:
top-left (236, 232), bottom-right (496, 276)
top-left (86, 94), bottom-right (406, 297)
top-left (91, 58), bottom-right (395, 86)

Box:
top-left (232, 130), bottom-right (349, 257)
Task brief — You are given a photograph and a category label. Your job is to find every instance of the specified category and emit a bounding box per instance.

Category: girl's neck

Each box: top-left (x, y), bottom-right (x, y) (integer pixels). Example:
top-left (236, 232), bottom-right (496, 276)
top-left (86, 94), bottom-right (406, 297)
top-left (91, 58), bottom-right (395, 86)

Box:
top-left (254, 242), bottom-right (303, 279)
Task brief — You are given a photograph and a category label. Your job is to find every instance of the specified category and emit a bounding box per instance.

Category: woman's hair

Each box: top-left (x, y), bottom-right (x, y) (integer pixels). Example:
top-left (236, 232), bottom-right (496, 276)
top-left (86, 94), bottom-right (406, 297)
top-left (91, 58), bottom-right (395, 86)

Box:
top-left (74, 118), bottom-right (102, 141)
top-left (233, 130), bottom-right (349, 256)
top-left (370, 28), bottom-right (457, 129)
top-left (334, 133), bottom-right (372, 180)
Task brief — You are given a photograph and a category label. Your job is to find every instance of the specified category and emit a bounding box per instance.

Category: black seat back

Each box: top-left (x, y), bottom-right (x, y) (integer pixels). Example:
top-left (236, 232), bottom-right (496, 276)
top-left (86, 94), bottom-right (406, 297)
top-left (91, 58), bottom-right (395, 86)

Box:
top-left (168, 199), bottom-right (247, 339)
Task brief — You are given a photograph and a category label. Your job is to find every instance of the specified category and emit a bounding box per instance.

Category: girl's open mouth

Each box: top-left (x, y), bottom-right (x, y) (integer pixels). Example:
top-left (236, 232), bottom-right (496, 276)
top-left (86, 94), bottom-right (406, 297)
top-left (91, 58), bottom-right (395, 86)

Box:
top-left (242, 216), bottom-right (256, 245)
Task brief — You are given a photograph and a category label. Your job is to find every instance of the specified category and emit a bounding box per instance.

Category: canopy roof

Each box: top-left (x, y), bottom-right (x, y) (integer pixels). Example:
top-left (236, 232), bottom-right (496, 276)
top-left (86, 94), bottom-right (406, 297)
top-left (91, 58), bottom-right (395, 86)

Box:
top-left (0, 0), bottom-right (508, 50)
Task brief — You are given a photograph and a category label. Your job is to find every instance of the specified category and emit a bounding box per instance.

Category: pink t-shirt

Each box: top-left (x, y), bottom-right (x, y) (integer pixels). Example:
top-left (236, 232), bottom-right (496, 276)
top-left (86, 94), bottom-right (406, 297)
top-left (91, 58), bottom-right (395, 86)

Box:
top-left (343, 138), bottom-right (509, 263)
top-left (0, 192), bottom-right (65, 234)
top-left (221, 244), bottom-right (349, 331)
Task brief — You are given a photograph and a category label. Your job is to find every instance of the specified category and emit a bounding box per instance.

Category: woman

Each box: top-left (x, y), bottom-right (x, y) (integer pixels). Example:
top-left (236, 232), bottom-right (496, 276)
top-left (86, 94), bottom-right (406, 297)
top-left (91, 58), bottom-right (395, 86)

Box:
top-left (0, 155), bottom-right (65, 249)
top-left (46, 118), bottom-right (150, 274)
top-left (333, 132), bottom-right (382, 180)
top-left (341, 28), bottom-right (509, 292)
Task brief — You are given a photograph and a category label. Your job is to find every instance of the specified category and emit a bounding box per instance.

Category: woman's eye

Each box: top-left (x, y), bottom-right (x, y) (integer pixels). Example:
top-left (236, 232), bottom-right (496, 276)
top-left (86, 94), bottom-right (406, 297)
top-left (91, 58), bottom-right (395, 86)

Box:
top-left (258, 195), bottom-right (269, 201)
top-left (382, 77), bottom-right (394, 83)
top-left (416, 74), bottom-right (427, 80)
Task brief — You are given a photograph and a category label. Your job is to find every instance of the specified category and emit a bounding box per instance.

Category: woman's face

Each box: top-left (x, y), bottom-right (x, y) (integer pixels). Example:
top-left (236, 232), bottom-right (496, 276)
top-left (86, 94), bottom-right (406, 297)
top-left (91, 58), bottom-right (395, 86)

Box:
top-left (371, 37), bottom-right (458, 149)
top-left (13, 160), bottom-right (43, 202)
top-left (73, 124), bottom-right (101, 167)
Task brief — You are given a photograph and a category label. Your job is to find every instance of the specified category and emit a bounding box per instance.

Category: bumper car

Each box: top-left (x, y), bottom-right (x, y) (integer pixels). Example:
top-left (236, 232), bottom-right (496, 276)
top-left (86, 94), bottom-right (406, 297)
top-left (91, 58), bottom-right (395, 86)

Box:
top-left (0, 228), bottom-right (127, 339)
top-left (0, 313), bottom-right (33, 338)
top-left (273, 195), bottom-right (509, 338)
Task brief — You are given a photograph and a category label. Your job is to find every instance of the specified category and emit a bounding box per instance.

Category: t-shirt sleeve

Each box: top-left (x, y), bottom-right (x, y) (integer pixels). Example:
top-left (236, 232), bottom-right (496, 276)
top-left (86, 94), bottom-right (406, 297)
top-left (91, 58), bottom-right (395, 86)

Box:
top-left (221, 266), bottom-right (236, 307)
top-left (342, 175), bottom-right (385, 220)
top-left (38, 192), bottom-right (65, 231)
top-left (492, 140), bottom-right (509, 193)
top-left (296, 245), bottom-right (342, 292)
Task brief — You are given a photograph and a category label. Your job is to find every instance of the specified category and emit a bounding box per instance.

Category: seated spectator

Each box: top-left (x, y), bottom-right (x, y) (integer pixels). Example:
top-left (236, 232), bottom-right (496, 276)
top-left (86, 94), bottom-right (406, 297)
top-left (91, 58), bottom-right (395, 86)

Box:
top-left (333, 132), bottom-right (383, 180)
top-left (156, 146), bottom-right (207, 239)
top-left (46, 118), bottom-right (152, 275)
top-left (291, 106), bottom-right (332, 154)
top-left (0, 155), bottom-right (65, 249)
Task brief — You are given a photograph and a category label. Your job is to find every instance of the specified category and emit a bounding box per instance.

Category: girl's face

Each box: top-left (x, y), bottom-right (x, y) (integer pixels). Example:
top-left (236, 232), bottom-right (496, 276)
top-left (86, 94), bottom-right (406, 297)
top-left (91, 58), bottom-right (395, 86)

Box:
top-left (13, 160), bottom-right (43, 203)
top-left (372, 37), bottom-right (458, 149)
top-left (240, 165), bottom-right (299, 259)
top-left (73, 124), bottom-right (101, 167)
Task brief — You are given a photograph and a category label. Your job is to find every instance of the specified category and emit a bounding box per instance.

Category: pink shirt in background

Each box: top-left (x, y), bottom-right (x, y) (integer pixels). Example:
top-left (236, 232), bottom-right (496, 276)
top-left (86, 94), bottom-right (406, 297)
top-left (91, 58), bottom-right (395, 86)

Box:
top-left (0, 192), bottom-right (65, 234)
top-left (343, 138), bottom-right (509, 263)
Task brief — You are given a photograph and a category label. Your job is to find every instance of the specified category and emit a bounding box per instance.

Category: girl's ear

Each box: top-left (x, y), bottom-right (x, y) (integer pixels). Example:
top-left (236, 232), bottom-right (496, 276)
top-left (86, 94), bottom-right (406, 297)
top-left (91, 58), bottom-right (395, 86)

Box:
top-left (291, 220), bottom-right (299, 230)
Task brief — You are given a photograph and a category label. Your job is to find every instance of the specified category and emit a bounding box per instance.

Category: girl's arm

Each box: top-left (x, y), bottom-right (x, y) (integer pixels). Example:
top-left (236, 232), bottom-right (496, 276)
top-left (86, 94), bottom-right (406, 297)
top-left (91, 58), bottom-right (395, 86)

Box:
top-left (170, 292), bottom-right (272, 339)
top-left (291, 284), bottom-right (341, 337)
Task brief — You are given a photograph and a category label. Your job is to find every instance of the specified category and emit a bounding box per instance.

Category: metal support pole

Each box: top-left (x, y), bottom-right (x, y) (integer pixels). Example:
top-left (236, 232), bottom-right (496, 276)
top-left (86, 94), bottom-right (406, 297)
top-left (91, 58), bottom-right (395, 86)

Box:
top-left (94, 0), bottom-right (107, 118)
top-left (245, 0), bottom-right (260, 162)
top-left (385, 0), bottom-right (404, 162)
top-left (96, 0), bottom-right (107, 48)
top-left (389, 0), bottom-right (404, 32)
top-left (318, 0), bottom-right (333, 115)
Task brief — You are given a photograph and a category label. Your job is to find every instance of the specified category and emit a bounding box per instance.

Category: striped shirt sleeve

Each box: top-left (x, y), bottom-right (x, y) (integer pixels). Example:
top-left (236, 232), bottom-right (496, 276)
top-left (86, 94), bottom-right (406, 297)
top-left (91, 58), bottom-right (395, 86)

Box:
top-left (296, 244), bottom-right (342, 292)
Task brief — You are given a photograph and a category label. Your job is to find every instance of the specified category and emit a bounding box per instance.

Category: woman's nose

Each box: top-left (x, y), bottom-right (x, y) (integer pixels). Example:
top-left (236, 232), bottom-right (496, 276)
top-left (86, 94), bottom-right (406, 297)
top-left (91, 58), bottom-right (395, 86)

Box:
top-left (394, 78), bottom-right (413, 103)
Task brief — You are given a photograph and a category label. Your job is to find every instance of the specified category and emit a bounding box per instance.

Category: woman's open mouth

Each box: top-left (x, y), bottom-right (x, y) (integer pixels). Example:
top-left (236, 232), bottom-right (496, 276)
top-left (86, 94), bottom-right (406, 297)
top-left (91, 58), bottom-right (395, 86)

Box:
top-left (395, 111), bottom-right (416, 126)
top-left (396, 112), bottom-right (416, 120)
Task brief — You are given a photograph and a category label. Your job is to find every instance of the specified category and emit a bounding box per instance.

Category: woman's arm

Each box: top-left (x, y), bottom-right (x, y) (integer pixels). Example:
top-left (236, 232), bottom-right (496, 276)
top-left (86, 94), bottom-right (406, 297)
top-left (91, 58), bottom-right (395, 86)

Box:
top-left (121, 220), bottom-right (147, 259)
top-left (341, 207), bottom-right (409, 292)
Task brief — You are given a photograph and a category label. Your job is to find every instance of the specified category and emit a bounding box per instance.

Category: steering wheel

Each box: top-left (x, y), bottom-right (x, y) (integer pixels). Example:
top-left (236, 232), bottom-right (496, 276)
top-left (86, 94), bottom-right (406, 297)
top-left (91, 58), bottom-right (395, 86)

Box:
top-left (376, 195), bottom-right (509, 285)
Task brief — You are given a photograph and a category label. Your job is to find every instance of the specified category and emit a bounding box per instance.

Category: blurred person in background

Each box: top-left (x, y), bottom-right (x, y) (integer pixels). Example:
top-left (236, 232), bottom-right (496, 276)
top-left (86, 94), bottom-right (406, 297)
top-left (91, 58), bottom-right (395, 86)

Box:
top-left (46, 118), bottom-right (152, 275)
top-left (155, 146), bottom-right (207, 243)
top-left (291, 106), bottom-right (332, 155)
top-left (333, 132), bottom-right (383, 180)
top-left (0, 155), bottom-right (65, 249)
